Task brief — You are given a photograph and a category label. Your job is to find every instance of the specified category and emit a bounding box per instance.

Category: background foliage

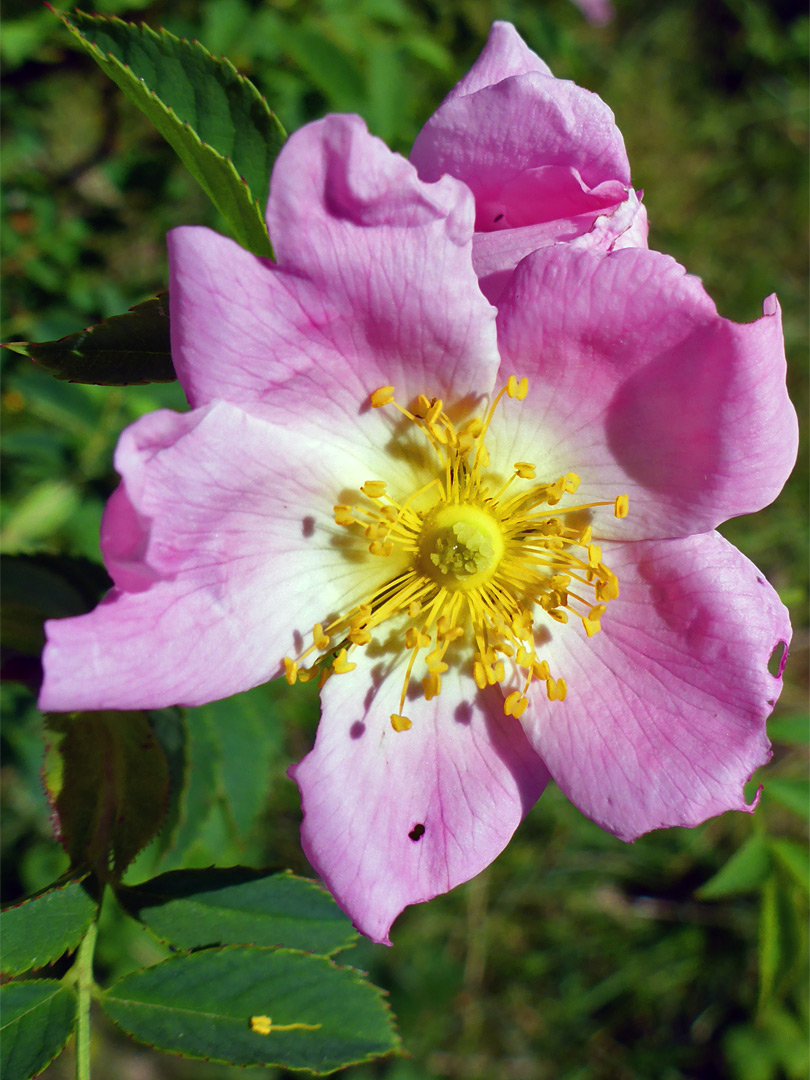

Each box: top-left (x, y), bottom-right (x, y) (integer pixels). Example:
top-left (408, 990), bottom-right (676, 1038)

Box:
top-left (1, 0), bottom-right (807, 1078)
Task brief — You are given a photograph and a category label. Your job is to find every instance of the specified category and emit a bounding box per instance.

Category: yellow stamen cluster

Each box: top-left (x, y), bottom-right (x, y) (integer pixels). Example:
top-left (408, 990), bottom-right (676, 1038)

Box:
top-left (284, 379), bottom-right (628, 731)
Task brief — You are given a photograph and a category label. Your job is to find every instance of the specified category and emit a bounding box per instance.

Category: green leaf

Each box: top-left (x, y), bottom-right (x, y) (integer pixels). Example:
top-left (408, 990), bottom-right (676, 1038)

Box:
top-left (44, 711), bottom-right (170, 881)
top-left (696, 834), bottom-right (772, 899)
top-left (118, 868), bottom-right (356, 955)
top-left (191, 684), bottom-right (283, 841)
top-left (0, 980), bottom-right (77, 1080)
top-left (1, 876), bottom-right (98, 977)
top-left (768, 837), bottom-right (810, 896)
top-left (768, 714), bottom-right (810, 744)
top-left (100, 946), bottom-right (400, 1072)
top-left (154, 706), bottom-right (219, 870)
top-left (3, 294), bottom-right (174, 386)
top-left (765, 778), bottom-right (809, 819)
top-left (757, 874), bottom-right (780, 1010)
top-left (55, 10), bottom-right (285, 256)
top-left (144, 708), bottom-right (188, 857)
top-left (0, 554), bottom-right (111, 658)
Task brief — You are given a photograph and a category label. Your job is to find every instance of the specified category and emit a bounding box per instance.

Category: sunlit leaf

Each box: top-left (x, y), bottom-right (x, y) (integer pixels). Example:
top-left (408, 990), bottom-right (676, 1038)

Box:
top-left (119, 868), bottom-right (356, 955)
top-left (55, 10), bottom-right (286, 255)
top-left (100, 946), bottom-right (400, 1071)
top-left (0, 980), bottom-right (77, 1080)
top-left (1, 875), bottom-right (98, 976)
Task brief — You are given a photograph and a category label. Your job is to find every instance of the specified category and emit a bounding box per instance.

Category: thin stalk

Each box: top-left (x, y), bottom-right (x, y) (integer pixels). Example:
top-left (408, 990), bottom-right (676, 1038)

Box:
top-left (74, 918), bottom-right (98, 1080)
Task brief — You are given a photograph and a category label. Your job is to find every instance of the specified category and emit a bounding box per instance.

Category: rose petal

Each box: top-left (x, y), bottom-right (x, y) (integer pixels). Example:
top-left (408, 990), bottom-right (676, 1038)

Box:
top-left (492, 245), bottom-right (798, 538)
top-left (291, 655), bottom-right (549, 944)
top-left (39, 401), bottom-right (409, 711)
top-left (170, 115), bottom-right (500, 420)
top-left (442, 21), bottom-right (553, 103)
top-left (522, 532), bottom-right (789, 840)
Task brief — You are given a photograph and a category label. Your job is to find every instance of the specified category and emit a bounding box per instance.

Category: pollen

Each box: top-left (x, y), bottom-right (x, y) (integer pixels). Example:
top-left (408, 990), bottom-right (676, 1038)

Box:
top-left (282, 378), bottom-right (628, 731)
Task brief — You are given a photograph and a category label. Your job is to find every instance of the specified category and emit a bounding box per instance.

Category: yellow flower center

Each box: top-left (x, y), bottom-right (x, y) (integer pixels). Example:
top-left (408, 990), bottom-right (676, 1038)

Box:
top-left (284, 377), bottom-right (628, 732)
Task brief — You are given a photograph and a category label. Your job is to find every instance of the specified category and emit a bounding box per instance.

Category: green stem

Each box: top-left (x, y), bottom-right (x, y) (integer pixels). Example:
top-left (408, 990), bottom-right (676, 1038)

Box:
top-left (74, 919), bottom-right (98, 1080)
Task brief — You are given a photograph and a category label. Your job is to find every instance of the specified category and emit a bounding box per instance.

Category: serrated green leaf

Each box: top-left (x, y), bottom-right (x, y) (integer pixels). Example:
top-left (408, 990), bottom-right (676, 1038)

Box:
top-left (44, 711), bottom-right (170, 880)
top-left (696, 834), bottom-right (772, 899)
top-left (100, 946), bottom-right (399, 1072)
top-left (768, 837), bottom-right (810, 896)
top-left (56, 10), bottom-right (286, 255)
top-left (768, 714), bottom-right (810, 744)
top-left (191, 684), bottom-right (282, 841)
top-left (1, 876), bottom-right (98, 977)
top-left (3, 294), bottom-right (174, 386)
top-left (766, 778), bottom-right (809, 818)
top-left (0, 980), bottom-right (77, 1080)
top-left (118, 868), bottom-right (356, 955)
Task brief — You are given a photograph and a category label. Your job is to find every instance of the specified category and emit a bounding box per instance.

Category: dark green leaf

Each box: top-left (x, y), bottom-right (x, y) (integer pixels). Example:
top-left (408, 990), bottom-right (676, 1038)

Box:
top-left (1, 876), bottom-right (98, 976)
top-left (0, 980), bottom-right (77, 1080)
top-left (757, 874), bottom-right (779, 1010)
top-left (44, 711), bottom-right (170, 880)
top-left (100, 946), bottom-right (400, 1072)
top-left (765, 778), bottom-right (809, 819)
top-left (696, 834), bottom-right (771, 899)
top-left (118, 868), bottom-right (356, 955)
top-left (0, 554), bottom-right (111, 658)
top-left (56, 10), bottom-right (285, 255)
top-left (3, 294), bottom-right (174, 386)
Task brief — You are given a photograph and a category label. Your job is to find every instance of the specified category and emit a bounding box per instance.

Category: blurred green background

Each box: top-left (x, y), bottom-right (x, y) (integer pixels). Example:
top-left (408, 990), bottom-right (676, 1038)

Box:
top-left (1, 0), bottom-right (807, 1078)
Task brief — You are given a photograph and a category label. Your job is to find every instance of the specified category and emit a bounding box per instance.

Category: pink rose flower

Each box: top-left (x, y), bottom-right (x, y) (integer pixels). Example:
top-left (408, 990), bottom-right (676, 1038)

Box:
top-left (40, 115), bottom-right (796, 944)
top-left (412, 21), bottom-right (647, 304)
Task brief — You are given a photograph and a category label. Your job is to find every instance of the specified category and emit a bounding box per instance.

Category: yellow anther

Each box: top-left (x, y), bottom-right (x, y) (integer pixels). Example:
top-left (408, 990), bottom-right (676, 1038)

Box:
top-left (428, 659), bottom-right (449, 675)
top-left (381, 505), bottom-right (398, 522)
top-left (369, 539), bottom-right (394, 557)
top-left (506, 375), bottom-right (529, 400)
top-left (423, 672), bottom-right (441, 700)
top-left (361, 480), bottom-right (386, 499)
top-left (478, 446), bottom-right (490, 468)
top-left (516, 646), bottom-right (532, 667)
top-left (564, 472), bottom-right (581, 494)
top-left (504, 691), bottom-right (529, 718)
top-left (583, 618), bottom-right (601, 637)
top-left (546, 607), bottom-right (568, 624)
top-left (349, 627), bottom-right (371, 646)
top-left (589, 604), bottom-right (607, 621)
top-left (283, 658), bottom-right (298, 685)
top-left (408, 601), bottom-right (422, 618)
top-left (251, 1016), bottom-right (273, 1035)
top-left (614, 494), bottom-right (629, 518)
top-left (579, 525), bottom-right (592, 545)
top-left (436, 615), bottom-right (451, 636)
top-left (371, 386), bottom-right (394, 408)
top-left (546, 677), bottom-right (567, 701)
top-left (533, 659), bottom-right (550, 680)
top-left (391, 714), bottom-right (412, 732)
top-left (413, 394), bottom-right (432, 417)
top-left (297, 667), bottom-right (316, 683)
top-left (313, 623), bottom-right (330, 650)
top-left (460, 416), bottom-right (484, 437)
top-left (333, 649), bottom-right (356, 674)
top-left (514, 461), bottom-right (536, 480)
top-left (334, 505), bottom-right (354, 525)
top-left (587, 543), bottom-right (602, 568)
top-left (473, 661), bottom-right (487, 690)
top-left (405, 627), bottom-right (430, 650)
top-left (492, 660), bottom-right (505, 683)
top-left (425, 398), bottom-right (443, 424)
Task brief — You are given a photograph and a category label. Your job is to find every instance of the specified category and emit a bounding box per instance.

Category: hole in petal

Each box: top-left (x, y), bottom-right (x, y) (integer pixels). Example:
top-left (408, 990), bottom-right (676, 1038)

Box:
top-left (768, 641), bottom-right (788, 678)
top-left (408, 823), bottom-right (425, 842)
top-left (349, 721), bottom-right (366, 739)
